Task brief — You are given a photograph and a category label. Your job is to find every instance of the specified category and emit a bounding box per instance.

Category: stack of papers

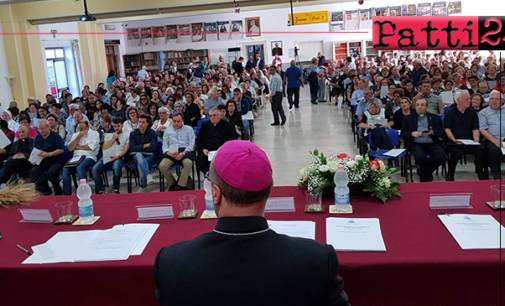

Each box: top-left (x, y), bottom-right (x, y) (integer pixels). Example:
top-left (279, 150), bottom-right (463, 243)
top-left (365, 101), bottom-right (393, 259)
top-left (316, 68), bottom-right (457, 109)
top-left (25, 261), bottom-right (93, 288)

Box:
top-left (438, 214), bottom-right (505, 250)
top-left (326, 218), bottom-right (387, 251)
top-left (265, 197), bottom-right (296, 212)
top-left (383, 149), bottom-right (405, 157)
top-left (268, 220), bottom-right (315, 240)
top-left (456, 139), bottom-right (480, 146)
top-left (22, 224), bottom-right (159, 264)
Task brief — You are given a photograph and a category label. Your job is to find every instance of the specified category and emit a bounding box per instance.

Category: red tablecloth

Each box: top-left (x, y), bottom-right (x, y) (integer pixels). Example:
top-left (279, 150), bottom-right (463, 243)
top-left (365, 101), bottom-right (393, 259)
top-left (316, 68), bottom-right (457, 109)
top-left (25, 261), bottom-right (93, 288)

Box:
top-left (0, 181), bottom-right (504, 306)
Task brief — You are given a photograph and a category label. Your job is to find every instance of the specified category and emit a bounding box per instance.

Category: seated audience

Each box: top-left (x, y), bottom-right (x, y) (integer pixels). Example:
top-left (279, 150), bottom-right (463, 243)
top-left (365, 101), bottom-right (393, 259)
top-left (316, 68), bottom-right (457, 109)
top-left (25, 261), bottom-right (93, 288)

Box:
top-left (183, 93), bottom-right (201, 127)
top-left (470, 93), bottom-right (485, 112)
top-left (29, 120), bottom-right (65, 195)
top-left (63, 120), bottom-right (100, 195)
top-left (15, 115), bottom-right (37, 139)
top-left (444, 90), bottom-right (485, 181)
top-left (92, 118), bottom-right (130, 194)
top-left (232, 88), bottom-right (250, 139)
top-left (401, 99), bottom-right (446, 182)
top-left (152, 107), bottom-right (172, 137)
top-left (0, 125), bottom-right (34, 184)
top-left (46, 113), bottom-right (66, 140)
top-left (478, 90), bottom-right (504, 180)
top-left (196, 108), bottom-right (237, 174)
top-left (0, 120), bottom-right (15, 169)
top-left (226, 100), bottom-right (244, 138)
top-left (413, 80), bottom-right (444, 114)
top-left (203, 88), bottom-right (225, 114)
top-left (1, 110), bottom-right (16, 131)
top-left (159, 112), bottom-right (196, 191)
top-left (392, 97), bottom-right (413, 130)
top-left (123, 106), bottom-right (140, 133)
top-left (129, 114), bottom-right (158, 193)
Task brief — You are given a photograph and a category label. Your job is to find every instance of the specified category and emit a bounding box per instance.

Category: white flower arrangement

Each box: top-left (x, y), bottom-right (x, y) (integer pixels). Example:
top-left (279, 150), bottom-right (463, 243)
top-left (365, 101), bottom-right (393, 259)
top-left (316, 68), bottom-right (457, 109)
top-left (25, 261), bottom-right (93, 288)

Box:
top-left (298, 150), bottom-right (401, 204)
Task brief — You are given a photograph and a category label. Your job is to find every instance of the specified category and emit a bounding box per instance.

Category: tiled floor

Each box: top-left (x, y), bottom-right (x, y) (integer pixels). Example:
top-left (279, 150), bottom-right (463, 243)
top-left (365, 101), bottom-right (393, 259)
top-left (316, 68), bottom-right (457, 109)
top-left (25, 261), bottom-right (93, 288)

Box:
top-left (77, 87), bottom-right (484, 194)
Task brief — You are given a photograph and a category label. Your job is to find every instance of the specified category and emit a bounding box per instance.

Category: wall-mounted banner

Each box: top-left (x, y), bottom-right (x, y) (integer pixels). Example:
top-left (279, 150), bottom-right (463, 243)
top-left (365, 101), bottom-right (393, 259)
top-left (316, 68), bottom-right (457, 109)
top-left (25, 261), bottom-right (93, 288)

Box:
top-left (288, 11), bottom-right (329, 26)
top-left (372, 16), bottom-right (505, 50)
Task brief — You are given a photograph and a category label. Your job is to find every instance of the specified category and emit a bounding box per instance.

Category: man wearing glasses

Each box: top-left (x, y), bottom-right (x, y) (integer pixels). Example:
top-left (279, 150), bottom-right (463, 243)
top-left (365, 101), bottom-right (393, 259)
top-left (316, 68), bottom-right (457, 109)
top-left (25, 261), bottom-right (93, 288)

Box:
top-left (232, 88), bottom-right (250, 140)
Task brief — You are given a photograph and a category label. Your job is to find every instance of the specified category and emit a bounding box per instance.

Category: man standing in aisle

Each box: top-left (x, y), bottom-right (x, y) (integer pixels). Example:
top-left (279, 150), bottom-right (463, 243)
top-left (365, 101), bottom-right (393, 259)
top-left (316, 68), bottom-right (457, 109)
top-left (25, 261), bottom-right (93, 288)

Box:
top-left (233, 57), bottom-right (244, 76)
top-left (269, 65), bottom-right (286, 126)
top-left (154, 140), bottom-right (350, 306)
top-left (246, 55), bottom-right (255, 70)
top-left (255, 54), bottom-right (265, 70)
top-left (285, 60), bottom-right (304, 109)
top-left (307, 57), bottom-right (320, 105)
top-left (129, 114), bottom-right (158, 192)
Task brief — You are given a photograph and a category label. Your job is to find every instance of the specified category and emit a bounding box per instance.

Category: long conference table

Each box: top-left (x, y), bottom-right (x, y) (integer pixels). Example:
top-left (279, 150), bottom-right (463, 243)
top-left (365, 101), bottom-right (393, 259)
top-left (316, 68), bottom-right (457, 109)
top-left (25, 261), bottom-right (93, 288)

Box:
top-left (1, 181), bottom-right (504, 306)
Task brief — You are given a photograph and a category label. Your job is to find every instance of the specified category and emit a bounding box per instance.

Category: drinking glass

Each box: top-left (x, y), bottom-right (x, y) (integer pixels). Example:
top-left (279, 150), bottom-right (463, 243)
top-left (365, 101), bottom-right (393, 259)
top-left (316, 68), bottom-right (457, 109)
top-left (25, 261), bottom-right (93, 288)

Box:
top-left (55, 201), bottom-right (73, 222)
top-left (490, 185), bottom-right (505, 209)
top-left (179, 195), bottom-right (197, 217)
top-left (305, 190), bottom-right (323, 211)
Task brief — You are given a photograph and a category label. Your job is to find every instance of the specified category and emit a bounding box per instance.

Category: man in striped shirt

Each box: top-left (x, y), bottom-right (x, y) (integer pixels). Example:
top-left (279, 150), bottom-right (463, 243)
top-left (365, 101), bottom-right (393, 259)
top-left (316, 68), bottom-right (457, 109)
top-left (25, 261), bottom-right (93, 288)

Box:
top-left (268, 66), bottom-right (286, 126)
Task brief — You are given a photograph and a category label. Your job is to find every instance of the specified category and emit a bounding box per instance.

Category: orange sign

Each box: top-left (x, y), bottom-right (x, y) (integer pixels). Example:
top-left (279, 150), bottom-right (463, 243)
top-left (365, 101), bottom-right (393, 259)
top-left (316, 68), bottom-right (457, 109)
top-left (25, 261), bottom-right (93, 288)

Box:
top-left (288, 11), bottom-right (329, 25)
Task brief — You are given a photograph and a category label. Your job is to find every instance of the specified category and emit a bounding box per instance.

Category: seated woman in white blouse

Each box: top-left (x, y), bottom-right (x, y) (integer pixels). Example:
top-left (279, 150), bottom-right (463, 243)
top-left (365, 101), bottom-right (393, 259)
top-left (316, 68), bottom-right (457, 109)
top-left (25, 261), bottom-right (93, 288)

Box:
top-left (152, 106), bottom-right (172, 138)
top-left (123, 106), bottom-right (140, 134)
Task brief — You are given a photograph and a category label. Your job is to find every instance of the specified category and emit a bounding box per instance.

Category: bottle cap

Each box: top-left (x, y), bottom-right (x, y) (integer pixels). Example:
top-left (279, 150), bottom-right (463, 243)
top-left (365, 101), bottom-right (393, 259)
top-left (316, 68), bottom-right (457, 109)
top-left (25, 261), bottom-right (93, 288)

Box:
top-left (79, 179), bottom-right (87, 184)
top-left (338, 165), bottom-right (345, 170)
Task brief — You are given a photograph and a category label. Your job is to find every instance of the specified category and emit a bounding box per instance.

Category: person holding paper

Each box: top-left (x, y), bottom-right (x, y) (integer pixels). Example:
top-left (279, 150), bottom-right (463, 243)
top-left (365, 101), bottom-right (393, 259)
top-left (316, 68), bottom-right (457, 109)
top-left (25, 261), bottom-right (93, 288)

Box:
top-left (0, 126), bottom-right (34, 184)
top-left (0, 120), bottom-right (15, 169)
top-left (196, 108), bottom-right (237, 174)
top-left (413, 80), bottom-right (444, 115)
top-left (401, 99), bottom-right (446, 182)
top-left (62, 120), bottom-right (100, 195)
top-left (444, 90), bottom-right (486, 181)
top-left (29, 120), bottom-right (65, 195)
top-left (159, 113), bottom-right (196, 191)
top-left (154, 140), bottom-right (350, 306)
top-left (129, 114), bottom-right (158, 193)
top-left (478, 90), bottom-right (505, 180)
top-left (92, 118), bottom-right (130, 194)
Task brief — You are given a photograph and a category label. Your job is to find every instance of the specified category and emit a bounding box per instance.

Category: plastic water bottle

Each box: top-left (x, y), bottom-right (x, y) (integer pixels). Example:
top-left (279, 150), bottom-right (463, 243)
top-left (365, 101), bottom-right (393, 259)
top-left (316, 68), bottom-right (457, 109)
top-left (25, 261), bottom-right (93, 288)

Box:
top-left (77, 179), bottom-right (94, 223)
top-left (334, 165), bottom-right (350, 210)
top-left (204, 178), bottom-right (214, 211)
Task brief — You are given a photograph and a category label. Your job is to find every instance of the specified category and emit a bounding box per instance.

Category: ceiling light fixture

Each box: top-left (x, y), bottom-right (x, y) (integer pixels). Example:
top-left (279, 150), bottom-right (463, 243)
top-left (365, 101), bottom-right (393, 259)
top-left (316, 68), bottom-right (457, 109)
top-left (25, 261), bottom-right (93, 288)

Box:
top-left (79, 0), bottom-right (96, 22)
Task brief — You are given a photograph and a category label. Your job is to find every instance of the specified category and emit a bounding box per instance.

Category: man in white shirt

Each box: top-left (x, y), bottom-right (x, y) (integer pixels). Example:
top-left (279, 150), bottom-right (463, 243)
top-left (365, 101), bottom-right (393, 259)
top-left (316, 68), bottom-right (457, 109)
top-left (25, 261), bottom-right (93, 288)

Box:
top-left (92, 118), bottom-right (130, 194)
top-left (159, 113), bottom-right (196, 190)
top-left (62, 120), bottom-right (100, 195)
top-left (1, 110), bottom-right (16, 131)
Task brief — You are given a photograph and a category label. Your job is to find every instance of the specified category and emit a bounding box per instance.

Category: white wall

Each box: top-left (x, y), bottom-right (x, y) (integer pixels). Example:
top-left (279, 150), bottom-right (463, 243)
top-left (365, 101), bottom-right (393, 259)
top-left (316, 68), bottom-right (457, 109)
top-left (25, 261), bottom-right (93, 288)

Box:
top-left (110, 0), bottom-right (484, 73)
top-left (0, 14), bottom-right (13, 110)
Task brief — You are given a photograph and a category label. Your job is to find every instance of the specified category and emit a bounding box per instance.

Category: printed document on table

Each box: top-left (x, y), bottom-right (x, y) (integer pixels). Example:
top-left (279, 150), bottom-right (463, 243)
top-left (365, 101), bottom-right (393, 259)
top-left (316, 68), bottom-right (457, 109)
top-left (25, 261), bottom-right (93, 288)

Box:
top-left (0, 129), bottom-right (12, 149)
top-left (456, 139), bottom-right (480, 146)
top-left (112, 223), bottom-right (159, 256)
top-left (74, 226), bottom-right (147, 261)
top-left (501, 142), bottom-right (505, 155)
top-left (28, 148), bottom-right (43, 165)
top-left (326, 218), bottom-right (387, 251)
top-left (268, 220), bottom-right (315, 240)
top-left (438, 214), bottom-right (505, 250)
top-left (23, 230), bottom-right (101, 264)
